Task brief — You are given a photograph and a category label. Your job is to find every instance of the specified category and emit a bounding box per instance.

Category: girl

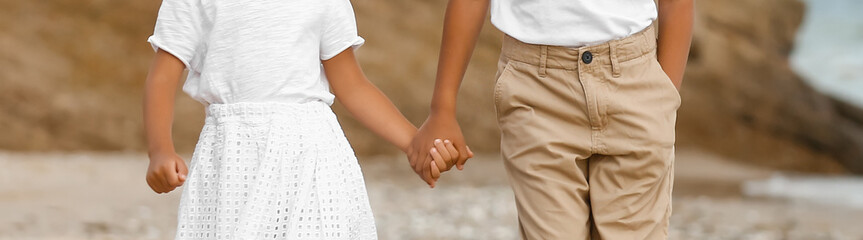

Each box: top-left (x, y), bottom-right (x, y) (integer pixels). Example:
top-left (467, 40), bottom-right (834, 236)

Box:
top-left (142, 0), bottom-right (464, 239)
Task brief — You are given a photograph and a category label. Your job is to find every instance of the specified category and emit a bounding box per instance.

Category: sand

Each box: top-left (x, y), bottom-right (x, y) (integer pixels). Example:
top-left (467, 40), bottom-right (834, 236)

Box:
top-left (1, 148), bottom-right (862, 240)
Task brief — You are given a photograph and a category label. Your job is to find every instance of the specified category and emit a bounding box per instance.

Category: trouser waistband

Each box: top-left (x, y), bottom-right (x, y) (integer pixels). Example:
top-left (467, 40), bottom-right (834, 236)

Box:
top-left (501, 25), bottom-right (657, 77)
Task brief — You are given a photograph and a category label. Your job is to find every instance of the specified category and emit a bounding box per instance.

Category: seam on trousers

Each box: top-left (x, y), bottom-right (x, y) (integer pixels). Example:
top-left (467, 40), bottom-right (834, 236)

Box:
top-left (539, 46), bottom-right (548, 78)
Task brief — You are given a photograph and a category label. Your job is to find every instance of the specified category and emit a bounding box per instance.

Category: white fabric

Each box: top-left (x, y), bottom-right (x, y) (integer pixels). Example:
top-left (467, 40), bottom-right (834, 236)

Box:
top-left (149, 1), bottom-right (377, 239)
top-left (490, 0), bottom-right (657, 47)
top-left (147, 0), bottom-right (364, 105)
top-left (177, 102), bottom-right (377, 240)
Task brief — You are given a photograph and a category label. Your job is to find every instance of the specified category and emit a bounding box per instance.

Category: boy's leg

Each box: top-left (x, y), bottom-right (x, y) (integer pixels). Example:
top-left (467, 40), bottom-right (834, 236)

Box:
top-left (588, 150), bottom-right (674, 239)
top-left (583, 26), bottom-right (680, 240)
top-left (494, 35), bottom-right (595, 240)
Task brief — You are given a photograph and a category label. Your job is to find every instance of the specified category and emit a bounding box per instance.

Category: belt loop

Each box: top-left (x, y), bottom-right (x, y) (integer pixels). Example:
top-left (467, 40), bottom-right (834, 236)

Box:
top-left (609, 41), bottom-right (621, 78)
top-left (539, 45), bottom-right (548, 78)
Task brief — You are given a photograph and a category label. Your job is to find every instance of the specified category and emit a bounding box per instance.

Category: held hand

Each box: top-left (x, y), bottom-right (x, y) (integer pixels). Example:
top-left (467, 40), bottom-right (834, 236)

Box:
top-left (146, 152), bottom-right (189, 194)
top-left (406, 113), bottom-right (474, 187)
top-left (405, 139), bottom-right (459, 188)
top-left (429, 141), bottom-right (472, 179)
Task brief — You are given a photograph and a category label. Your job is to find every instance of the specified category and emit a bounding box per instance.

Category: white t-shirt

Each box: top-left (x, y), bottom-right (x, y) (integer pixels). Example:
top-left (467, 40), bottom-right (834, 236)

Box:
top-left (491, 0), bottom-right (657, 47)
top-left (148, 0), bottom-right (364, 105)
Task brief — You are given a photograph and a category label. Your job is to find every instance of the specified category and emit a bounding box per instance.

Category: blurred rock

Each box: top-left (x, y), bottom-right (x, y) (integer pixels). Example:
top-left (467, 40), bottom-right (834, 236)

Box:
top-left (677, 0), bottom-right (863, 173)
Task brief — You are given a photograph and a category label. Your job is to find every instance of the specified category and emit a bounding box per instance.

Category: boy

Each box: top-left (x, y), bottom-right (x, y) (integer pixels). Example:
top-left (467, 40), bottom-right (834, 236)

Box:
top-left (407, 0), bottom-right (693, 239)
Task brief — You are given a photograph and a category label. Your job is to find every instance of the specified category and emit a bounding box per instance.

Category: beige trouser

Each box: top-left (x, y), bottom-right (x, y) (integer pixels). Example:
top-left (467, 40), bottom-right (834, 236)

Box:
top-left (494, 25), bottom-right (680, 240)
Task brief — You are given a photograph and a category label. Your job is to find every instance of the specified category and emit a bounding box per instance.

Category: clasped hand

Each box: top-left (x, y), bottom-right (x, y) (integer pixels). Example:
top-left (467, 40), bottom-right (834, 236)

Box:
top-left (404, 113), bottom-right (473, 188)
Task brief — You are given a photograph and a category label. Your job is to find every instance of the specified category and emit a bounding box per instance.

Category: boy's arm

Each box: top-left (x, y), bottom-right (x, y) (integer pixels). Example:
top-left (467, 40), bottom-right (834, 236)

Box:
top-left (323, 49), bottom-right (441, 186)
top-left (408, 0), bottom-right (489, 173)
top-left (657, 0), bottom-right (694, 89)
top-left (144, 49), bottom-right (189, 194)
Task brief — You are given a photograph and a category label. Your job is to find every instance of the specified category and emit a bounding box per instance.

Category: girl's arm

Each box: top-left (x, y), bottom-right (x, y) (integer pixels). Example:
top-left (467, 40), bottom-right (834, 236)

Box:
top-left (322, 49), bottom-right (442, 187)
top-left (144, 49), bottom-right (189, 194)
top-left (657, 0), bottom-right (695, 89)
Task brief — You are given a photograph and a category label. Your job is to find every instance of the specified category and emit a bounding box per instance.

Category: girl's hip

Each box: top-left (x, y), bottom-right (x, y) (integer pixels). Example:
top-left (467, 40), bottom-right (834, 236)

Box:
top-left (204, 101), bottom-right (334, 125)
top-left (195, 100), bottom-right (354, 157)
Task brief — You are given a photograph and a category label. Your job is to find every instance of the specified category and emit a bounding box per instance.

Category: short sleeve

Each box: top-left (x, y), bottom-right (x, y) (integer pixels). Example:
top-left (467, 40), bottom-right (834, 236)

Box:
top-left (147, 0), bottom-right (206, 70)
top-left (319, 0), bottom-right (365, 60)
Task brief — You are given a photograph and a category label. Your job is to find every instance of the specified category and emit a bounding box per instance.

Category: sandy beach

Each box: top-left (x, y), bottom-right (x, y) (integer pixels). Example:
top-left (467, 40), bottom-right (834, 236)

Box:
top-left (1, 148), bottom-right (862, 240)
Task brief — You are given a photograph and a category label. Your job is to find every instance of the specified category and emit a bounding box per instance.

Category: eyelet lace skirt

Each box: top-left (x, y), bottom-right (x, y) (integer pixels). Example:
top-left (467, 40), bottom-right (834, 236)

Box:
top-left (175, 101), bottom-right (377, 240)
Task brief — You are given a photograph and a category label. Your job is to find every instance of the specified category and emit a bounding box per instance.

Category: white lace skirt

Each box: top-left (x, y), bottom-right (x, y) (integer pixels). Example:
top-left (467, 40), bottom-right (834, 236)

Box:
top-left (175, 101), bottom-right (377, 240)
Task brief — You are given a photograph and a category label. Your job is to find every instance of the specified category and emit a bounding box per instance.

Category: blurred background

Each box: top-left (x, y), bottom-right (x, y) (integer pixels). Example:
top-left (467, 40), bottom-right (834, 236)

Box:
top-left (2, 0), bottom-right (863, 239)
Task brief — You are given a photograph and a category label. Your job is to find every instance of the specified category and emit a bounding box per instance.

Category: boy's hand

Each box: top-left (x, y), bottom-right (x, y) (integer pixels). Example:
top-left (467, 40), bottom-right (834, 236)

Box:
top-left (146, 152), bottom-right (189, 194)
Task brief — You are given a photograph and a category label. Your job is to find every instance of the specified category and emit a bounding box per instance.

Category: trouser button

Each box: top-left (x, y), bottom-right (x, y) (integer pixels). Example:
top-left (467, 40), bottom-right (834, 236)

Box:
top-left (582, 51), bottom-right (593, 64)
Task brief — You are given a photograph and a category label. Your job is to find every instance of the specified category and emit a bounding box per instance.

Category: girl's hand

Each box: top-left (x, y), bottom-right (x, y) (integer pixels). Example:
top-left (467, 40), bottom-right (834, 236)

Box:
top-left (428, 139), bottom-right (472, 182)
top-left (146, 152), bottom-right (189, 194)
top-left (408, 113), bottom-right (473, 180)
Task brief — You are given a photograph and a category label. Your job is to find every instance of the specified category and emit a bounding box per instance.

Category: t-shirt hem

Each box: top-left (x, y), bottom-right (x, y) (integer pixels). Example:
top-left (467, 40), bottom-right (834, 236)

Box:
top-left (147, 36), bottom-right (194, 70)
top-left (320, 36), bottom-right (365, 60)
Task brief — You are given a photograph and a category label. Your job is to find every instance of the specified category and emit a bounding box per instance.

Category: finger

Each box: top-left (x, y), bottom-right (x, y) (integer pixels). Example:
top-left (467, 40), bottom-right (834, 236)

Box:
top-left (421, 154), bottom-right (435, 188)
top-left (165, 164), bottom-right (181, 188)
top-left (417, 169), bottom-right (434, 188)
top-left (176, 159), bottom-right (189, 184)
top-left (457, 145), bottom-right (470, 170)
top-left (430, 158), bottom-right (441, 179)
top-left (443, 140), bottom-right (459, 158)
top-left (459, 146), bottom-right (474, 170)
top-left (433, 139), bottom-right (453, 165)
top-left (430, 147), bottom-right (447, 171)
top-left (443, 140), bottom-right (459, 170)
top-left (161, 174), bottom-right (177, 192)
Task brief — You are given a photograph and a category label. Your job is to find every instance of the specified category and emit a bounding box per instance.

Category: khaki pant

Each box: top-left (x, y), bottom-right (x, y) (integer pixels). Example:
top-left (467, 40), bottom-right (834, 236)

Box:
top-left (494, 25), bottom-right (680, 240)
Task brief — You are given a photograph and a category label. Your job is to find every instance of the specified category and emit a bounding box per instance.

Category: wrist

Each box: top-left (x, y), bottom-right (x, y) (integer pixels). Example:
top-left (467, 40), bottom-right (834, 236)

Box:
top-left (398, 142), bottom-right (411, 154)
top-left (430, 105), bottom-right (456, 116)
top-left (429, 109), bottom-right (457, 120)
top-left (429, 87), bottom-right (458, 115)
top-left (429, 99), bottom-right (456, 117)
top-left (147, 146), bottom-right (176, 159)
top-left (398, 127), bottom-right (418, 153)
